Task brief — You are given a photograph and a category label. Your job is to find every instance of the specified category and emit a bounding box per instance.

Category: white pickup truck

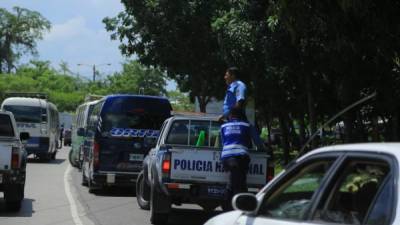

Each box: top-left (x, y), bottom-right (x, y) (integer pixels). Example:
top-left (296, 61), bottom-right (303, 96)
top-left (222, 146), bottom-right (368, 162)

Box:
top-left (0, 110), bottom-right (30, 211)
top-left (136, 115), bottom-right (273, 224)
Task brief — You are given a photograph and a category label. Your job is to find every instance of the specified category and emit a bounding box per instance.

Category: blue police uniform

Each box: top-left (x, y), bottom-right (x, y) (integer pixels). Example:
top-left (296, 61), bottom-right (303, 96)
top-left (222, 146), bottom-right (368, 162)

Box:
top-left (221, 120), bottom-right (251, 160)
top-left (220, 118), bottom-right (251, 211)
top-left (223, 80), bottom-right (247, 118)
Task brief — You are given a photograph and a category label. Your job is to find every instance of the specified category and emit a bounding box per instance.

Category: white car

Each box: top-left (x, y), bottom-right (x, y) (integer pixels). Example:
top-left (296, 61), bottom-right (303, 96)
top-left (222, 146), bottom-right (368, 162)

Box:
top-left (205, 143), bottom-right (398, 225)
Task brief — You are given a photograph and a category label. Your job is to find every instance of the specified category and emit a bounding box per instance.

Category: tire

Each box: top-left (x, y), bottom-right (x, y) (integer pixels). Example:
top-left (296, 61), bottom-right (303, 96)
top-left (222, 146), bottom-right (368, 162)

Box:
top-left (69, 150), bottom-right (79, 168)
top-left (51, 151), bottom-right (56, 160)
top-left (150, 182), bottom-right (169, 224)
top-left (4, 184), bottom-right (24, 212)
top-left (88, 171), bottom-right (99, 194)
top-left (82, 168), bottom-right (88, 186)
top-left (136, 171), bottom-right (150, 210)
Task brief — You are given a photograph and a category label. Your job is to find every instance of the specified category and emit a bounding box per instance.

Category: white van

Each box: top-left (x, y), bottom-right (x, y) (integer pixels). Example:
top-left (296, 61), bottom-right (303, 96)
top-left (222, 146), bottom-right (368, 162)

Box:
top-left (1, 97), bottom-right (60, 161)
top-left (69, 100), bottom-right (99, 168)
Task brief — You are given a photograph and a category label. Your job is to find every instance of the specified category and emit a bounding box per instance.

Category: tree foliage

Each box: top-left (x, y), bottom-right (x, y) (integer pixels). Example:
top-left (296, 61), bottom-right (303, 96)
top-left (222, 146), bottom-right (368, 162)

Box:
top-left (104, 0), bottom-right (400, 164)
top-left (107, 61), bottom-right (167, 96)
top-left (103, 0), bottom-right (226, 112)
top-left (0, 7), bottom-right (50, 73)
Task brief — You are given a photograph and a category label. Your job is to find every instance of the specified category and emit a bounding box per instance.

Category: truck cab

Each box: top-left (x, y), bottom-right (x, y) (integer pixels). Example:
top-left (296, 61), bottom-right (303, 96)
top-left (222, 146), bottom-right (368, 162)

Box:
top-left (0, 110), bottom-right (29, 211)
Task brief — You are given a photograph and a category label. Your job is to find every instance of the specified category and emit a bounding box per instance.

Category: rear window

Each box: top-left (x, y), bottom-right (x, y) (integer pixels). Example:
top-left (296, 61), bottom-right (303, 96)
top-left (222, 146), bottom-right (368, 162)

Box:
top-left (0, 114), bottom-right (15, 137)
top-left (3, 105), bottom-right (44, 123)
top-left (166, 119), bottom-right (221, 148)
top-left (101, 97), bottom-right (171, 138)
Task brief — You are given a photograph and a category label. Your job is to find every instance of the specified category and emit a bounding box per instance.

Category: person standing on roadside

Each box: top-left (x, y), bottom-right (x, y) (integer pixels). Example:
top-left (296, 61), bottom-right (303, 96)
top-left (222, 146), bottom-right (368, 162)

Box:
top-left (219, 67), bottom-right (247, 122)
top-left (220, 108), bottom-right (251, 211)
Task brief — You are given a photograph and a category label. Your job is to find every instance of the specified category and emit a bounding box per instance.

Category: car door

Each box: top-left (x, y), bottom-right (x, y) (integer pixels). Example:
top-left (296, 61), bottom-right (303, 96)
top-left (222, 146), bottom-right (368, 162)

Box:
top-left (232, 154), bottom-right (342, 225)
top-left (233, 151), bottom-right (396, 225)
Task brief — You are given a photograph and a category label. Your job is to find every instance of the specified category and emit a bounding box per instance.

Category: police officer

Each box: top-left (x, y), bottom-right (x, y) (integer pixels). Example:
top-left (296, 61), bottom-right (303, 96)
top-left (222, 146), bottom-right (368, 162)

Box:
top-left (218, 67), bottom-right (247, 122)
top-left (219, 66), bottom-right (265, 149)
top-left (220, 108), bottom-right (251, 211)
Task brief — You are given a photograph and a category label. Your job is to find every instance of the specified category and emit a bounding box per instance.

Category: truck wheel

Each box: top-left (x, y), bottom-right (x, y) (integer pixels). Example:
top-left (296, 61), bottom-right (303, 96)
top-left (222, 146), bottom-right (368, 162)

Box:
top-left (51, 151), bottom-right (57, 160)
top-left (82, 170), bottom-right (88, 186)
top-left (136, 171), bottom-right (150, 210)
top-left (69, 150), bottom-right (78, 168)
top-left (4, 184), bottom-right (24, 211)
top-left (150, 183), bottom-right (170, 224)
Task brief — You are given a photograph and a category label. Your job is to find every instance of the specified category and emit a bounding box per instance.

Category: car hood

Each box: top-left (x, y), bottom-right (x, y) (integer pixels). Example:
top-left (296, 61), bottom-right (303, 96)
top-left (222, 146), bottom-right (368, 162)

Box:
top-left (204, 210), bottom-right (242, 225)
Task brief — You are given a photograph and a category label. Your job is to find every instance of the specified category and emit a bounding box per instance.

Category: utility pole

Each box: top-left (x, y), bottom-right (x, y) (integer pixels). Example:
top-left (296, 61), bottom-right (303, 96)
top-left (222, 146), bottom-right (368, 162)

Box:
top-left (77, 63), bottom-right (111, 82)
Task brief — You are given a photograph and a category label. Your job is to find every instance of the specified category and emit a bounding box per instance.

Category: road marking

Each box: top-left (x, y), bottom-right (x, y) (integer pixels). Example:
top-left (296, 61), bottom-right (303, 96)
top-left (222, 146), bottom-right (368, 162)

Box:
top-left (64, 164), bottom-right (84, 225)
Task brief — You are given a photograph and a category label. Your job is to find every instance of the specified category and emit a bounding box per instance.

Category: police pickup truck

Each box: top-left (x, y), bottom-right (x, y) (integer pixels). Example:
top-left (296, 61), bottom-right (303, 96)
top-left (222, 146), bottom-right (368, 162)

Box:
top-left (136, 115), bottom-right (273, 224)
top-left (0, 110), bottom-right (29, 211)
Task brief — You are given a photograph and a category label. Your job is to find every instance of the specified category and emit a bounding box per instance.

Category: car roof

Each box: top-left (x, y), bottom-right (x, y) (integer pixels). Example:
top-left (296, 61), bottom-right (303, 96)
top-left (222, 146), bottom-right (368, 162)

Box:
top-left (2, 97), bottom-right (48, 107)
top-left (103, 94), bottom-right (169, 101)
top-left (299, 143), bottom-right (400, 162)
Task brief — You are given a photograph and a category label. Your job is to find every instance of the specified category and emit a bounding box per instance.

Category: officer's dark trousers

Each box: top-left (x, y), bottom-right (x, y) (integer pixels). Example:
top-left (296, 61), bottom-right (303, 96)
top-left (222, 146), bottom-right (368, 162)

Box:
top-left (222, 154), bottom-right (250, 210)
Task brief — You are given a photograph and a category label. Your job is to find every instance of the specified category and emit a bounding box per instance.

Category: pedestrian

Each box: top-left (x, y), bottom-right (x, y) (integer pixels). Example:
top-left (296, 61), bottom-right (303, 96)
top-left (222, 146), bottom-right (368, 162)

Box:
top-left (218, 67), bottom-right (247, 122)
top-left (220, 108), bottom-right (252, 211)
top-left (59, 124), bottom-right (64, 147)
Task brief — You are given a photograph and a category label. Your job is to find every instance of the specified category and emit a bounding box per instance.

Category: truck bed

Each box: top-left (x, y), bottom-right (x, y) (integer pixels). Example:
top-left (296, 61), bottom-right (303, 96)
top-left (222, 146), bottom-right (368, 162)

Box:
top-left (169, 146), bottom-right (268, 186)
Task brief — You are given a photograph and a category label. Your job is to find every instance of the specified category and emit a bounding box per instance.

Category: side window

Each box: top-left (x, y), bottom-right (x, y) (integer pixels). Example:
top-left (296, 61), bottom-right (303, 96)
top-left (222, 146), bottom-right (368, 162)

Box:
top-left (0, 114), bottom-right (15, 137)
top-left (365, 176), bottom-right (393, 225)
top-left (166, 120), bottom-right (189, 145)
top-left (258, 159), bottom-right (335, 221)
top-left (313, 159), bottom-right (390, 225)
top-left (189, 120), bottom-right (209, 146)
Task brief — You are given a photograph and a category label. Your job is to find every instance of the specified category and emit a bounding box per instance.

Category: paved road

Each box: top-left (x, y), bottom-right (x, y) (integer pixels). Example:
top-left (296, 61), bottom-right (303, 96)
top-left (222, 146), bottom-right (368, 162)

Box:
top-left (0, 146), bottom-right (221, 225)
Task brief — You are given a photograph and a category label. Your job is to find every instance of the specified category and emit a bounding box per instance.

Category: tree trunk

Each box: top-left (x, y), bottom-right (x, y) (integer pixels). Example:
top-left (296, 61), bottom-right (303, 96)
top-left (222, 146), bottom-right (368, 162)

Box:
top-left (279, 113), bottom-right (290, 165)
top-left (197, 96), bottom-right (208, 113)
top-left (305, 73), bottom-right (317, 148)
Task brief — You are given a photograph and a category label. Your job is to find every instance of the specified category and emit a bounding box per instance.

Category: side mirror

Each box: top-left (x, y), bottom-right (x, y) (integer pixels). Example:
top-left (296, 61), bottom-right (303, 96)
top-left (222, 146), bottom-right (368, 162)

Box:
top-left (232, 193), bottom-right (258, 213)
top-left (77, 128), bottom-right (85, 136)
top-left (20, 132), bottom-right (30, 141)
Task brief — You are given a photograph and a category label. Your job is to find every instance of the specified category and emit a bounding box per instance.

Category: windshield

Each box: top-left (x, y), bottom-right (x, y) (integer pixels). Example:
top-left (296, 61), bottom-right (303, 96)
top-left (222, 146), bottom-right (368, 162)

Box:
top-left (103, 113), bottom-right (167, 131)
top-left (3, 105), bottom-right (44, 123)
top-left (0, 114), bottom-right (15, 137)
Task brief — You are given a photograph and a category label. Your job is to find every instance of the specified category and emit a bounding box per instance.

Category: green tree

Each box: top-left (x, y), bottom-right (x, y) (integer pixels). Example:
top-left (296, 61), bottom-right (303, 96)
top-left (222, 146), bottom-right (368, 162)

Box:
top-left (0, 7), bottom-right (51, 73)
top-left (167, 90), bottom-right (194, 112)
top-left (107, 61), bottom-right (167, 96)
top-left (103, 0), bottom-right (226, 112)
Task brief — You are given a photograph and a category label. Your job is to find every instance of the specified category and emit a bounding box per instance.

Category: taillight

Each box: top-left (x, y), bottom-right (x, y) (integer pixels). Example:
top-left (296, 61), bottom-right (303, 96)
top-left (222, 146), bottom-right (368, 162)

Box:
top-left (161, 153), bottom-right (171, 176)
top-left (11, 147), bottom-right (19, 169)
top-left (93, 142), bottom-right (100, 168)
top-left (267, 165), bottom-right (275, 182)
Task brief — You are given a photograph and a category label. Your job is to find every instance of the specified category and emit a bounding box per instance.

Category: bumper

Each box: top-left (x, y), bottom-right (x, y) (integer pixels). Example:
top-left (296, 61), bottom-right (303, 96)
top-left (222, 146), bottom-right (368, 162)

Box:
top-left (164, 183), bottom-right (262, 203)
top-left (26, 137), bottom-right (50, 154)
top-left (0, 170), bottom-right (25, 191)
top-left (91, 171), bottom-right (139, 187)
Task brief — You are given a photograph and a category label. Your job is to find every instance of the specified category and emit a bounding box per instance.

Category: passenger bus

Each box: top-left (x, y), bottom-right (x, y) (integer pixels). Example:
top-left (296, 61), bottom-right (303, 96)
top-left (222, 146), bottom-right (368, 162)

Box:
top-left (69, 100), bottom-right (99, 168)
top-left (1, 95), bottom-right (60, 161)
top-left (80, 94), bottom-right (172, 192)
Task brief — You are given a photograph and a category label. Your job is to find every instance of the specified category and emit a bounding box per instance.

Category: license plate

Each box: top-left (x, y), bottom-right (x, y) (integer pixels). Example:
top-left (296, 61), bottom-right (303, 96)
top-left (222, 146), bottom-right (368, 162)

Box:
top-left (129, 154), bottom-right (143, 161)
top-left (107, 173), bottom-right (115, 183)
top-left (207, 186), bottom-right (225, 197)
